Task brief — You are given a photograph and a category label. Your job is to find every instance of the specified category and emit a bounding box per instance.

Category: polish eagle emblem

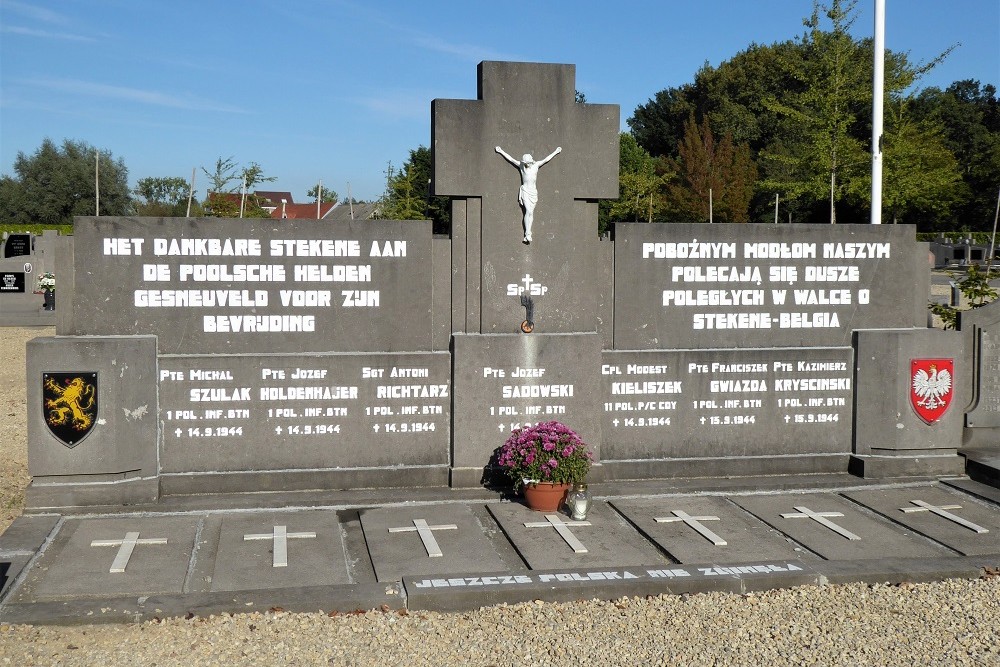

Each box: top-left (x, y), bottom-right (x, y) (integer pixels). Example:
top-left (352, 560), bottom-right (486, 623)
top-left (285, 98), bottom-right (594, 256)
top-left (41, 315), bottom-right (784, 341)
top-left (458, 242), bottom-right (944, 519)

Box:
top-left (910, 359), bottom-right (954, 424)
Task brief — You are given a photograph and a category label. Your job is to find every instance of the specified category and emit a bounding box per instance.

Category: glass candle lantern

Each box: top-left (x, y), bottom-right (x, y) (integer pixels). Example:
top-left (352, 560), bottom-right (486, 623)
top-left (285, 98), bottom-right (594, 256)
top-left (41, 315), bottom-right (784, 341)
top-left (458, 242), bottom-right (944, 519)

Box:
top-left (565, 483), bottom-right (592, 520)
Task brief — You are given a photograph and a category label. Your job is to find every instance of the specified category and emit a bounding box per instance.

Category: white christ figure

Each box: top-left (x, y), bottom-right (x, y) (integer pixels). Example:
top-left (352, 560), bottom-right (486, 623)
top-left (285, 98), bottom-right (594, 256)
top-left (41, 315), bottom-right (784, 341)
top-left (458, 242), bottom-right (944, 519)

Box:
top-left (495, 145), bottom-right (562, 243)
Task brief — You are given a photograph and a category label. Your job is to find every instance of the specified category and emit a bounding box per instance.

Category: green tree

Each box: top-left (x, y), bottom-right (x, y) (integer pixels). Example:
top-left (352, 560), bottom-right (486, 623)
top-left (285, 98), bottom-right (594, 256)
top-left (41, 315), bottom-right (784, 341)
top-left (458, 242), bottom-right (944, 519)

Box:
top-left (201, 158), bottom-right (275, 218)
top-left (914, 81), bottom-right (1000, 230)
top-left (202, 156), bottom-right (239, 193)
top-left (204, 192), bottom-right (269, 218)
top-left (881, 111), bottom-right (965, 225)
top-left (307, 184), bottom-right (339, 203)
top-left (239, 162), bottom-right (276, 191)
top-left (0, 138), bottom-right (131, 226)
top-left (378, 161), bottom-right (427, 220)
top-left (377, 146), bottom-right (451, 233)
top-left (760, 0), bottom-right (870, 224)
top-left (603, 133), bottom-right (670, 227)
top-left (667, 115), bottom-right (757, 223)
top-left (629, 87), bottom-right (698, 160)
top-left (133, 176), bottom-right (194, 216)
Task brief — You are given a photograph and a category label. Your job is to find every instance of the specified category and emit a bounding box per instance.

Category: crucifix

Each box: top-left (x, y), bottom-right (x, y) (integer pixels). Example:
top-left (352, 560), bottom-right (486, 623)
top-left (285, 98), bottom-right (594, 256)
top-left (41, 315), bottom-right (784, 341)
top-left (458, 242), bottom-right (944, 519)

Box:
top-left (494, 146), bottom-right (562, 244)
top-left (388, 518), bottom-right (458, 558)
top-left (243, 525), bottom-right (317, 568)
top-left (900, 500), bottom-right (990, 534)
top-left (655, 510), bottom-right (728, 546)
top-left (90, 531), bottom-right (168, 573)
top-left (523, 514), bottom-right (592, 554)
top-left (432, 61), bottom-right (619, 333)
top-left (781, 506), bottom-right (861, 541)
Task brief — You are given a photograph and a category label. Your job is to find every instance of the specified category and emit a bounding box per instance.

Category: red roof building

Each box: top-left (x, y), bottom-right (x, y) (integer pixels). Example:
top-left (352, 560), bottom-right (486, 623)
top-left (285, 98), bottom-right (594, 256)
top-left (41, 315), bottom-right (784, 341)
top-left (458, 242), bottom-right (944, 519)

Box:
top-left (271, 201), bottom-right (338, 219)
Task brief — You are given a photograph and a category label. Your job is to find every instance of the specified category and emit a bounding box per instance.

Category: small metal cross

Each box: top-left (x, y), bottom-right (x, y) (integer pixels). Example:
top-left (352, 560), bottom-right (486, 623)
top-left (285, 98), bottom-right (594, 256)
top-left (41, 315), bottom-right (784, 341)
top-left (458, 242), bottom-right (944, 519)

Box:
top-left (781, 505), bottom-right (861, 541)
top-left (900, 500), bottom-right (989, 534)
top-left (524, 514), bottom-right (592, 553)
top-left (655, 510), bottom-right (727, 546)
top-left (388, 519), bottom-right (458, 558)
top-left (90, 531), bottom-right (169, 573)
top-left (243, 525), bottom-right (317, 567)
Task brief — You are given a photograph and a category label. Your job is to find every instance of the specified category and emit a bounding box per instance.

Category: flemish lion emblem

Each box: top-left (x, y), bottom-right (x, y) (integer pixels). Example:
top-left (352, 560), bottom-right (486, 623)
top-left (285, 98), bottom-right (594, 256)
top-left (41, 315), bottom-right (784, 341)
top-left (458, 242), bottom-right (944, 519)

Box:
top-left (43, 372), bottom-right (98, 447)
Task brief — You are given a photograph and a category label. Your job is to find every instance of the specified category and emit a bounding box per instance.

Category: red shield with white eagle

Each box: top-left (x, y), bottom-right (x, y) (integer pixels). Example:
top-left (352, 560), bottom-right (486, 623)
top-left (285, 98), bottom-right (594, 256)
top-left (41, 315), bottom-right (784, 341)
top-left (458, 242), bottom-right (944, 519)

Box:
top-left (910, 359), bottom-right (954, 425)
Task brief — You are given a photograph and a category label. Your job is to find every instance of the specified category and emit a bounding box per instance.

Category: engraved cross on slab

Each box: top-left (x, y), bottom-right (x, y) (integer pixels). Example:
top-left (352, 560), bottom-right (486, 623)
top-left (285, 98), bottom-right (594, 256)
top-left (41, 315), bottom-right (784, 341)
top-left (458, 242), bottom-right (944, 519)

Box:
top-left (388, 519), bottom-right (458, 558)
top-left (655, 510), bottom-right (727, 546)
top-left (243, 525), bottom-right (317, 568)
top-left (90, 531), bottom-right (168, 573)
top-left (524, 514), bottom-right (592, 554)
top-left (781, 506), bottom-right (861, 541)
top-left (900, 500), bottom-right (990, 534)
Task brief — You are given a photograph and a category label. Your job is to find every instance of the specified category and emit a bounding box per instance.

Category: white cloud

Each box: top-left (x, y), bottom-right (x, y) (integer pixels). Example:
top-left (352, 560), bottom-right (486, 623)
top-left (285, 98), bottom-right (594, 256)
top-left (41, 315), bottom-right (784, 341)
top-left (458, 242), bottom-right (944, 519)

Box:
top-left (348, 90), bottom-right (430, 121)
top-left (1, 0), bottom-right (71, 25)
top-left (411, 35), bottom-right (520, 63)
top-left (1, 25), bottom-right (95, 42)
top-left (21, 78), bottom-right (249, 114)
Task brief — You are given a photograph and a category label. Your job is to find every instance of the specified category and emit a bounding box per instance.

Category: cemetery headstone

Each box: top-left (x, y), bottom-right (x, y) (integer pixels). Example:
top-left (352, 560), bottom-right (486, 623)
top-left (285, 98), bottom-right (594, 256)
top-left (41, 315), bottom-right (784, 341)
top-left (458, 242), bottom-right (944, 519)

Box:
top-left (3, 233), bottom-right (30, 258)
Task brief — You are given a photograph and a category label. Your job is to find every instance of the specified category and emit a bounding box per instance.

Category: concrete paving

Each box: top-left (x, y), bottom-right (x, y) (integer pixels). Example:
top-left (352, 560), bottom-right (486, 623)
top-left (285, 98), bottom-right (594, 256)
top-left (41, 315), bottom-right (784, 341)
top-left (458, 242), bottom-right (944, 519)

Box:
top-left (1, 478), bottom-right (999, 624)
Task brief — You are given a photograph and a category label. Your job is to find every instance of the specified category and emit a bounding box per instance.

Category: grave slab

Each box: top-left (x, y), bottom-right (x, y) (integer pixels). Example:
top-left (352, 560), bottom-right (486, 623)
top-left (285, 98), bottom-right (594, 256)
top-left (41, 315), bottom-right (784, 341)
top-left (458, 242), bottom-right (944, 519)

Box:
top-left (610, 497), bottom-right (817, 564)
top-left (487, 502), bottom-right (668, 570)
top-left (0, 515), bottom-right (60, 555)
top-left (360, 504), bottom-right (512, 581)
top-left (943, 477), bottom-right (1000, 505)
top-left (731, 493), bottom-right (956, 561)
top-left (13, 516), bottom-right (201, 602)
top-left (209, 511), bottom-right (352, 592)
top-left (843, 486), bottom-right (1000, 556)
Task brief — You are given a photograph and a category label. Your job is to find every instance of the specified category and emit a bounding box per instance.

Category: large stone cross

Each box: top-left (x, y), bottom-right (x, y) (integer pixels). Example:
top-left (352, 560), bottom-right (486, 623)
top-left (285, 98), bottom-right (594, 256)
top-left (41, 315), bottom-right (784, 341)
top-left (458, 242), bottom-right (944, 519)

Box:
top-left (433, 61), bottom-right (619, 334)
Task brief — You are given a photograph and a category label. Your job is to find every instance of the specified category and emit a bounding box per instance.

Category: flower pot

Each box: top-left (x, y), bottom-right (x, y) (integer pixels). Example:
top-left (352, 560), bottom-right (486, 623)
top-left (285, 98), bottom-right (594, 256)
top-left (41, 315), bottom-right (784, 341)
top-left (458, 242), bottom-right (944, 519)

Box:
top-left (523, 482), bottom-right (571, 512)
top-left (43, 290), bottom-right (55, 311)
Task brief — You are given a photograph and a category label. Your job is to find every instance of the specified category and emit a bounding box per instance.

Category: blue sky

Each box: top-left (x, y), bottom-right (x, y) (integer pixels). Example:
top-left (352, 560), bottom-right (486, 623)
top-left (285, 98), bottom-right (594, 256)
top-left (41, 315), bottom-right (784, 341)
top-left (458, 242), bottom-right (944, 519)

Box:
top-left (1, 0), bottom-right (997, 203)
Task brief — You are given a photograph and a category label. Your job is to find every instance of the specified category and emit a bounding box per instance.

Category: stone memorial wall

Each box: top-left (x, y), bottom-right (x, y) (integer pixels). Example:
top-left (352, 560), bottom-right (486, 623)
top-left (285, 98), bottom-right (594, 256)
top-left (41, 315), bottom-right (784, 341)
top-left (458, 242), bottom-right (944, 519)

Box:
top-left (24, 60), bottom-right (972, 507)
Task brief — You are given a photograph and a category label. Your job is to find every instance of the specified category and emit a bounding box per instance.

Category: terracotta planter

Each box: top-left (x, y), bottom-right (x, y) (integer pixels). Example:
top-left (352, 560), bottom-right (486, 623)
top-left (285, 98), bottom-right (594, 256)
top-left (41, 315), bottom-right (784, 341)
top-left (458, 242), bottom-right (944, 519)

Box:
top-left (523, 482), bottom-right (571, 512)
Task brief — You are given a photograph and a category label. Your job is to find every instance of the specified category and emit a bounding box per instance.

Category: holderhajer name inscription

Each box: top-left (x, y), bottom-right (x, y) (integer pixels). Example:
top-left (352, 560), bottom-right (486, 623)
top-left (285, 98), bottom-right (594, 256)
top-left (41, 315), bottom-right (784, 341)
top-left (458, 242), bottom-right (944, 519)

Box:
top-left (158, 353), bottom-right (451, 473)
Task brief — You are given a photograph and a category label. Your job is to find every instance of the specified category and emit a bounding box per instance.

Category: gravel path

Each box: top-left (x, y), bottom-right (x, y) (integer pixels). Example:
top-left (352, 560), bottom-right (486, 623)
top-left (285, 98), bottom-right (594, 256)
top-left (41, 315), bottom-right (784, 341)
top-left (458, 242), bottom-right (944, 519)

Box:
top-left (2, 326), bottom-right (1000, 664)
top-left (0, 326), bottom-right (44, 534)
top-left (1, 578), bottom-right (998, 666)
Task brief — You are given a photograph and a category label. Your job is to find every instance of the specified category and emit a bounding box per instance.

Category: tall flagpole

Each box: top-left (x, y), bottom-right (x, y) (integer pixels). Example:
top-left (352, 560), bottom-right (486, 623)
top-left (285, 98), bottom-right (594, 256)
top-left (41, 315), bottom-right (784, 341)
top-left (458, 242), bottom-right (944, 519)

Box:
top-left (870, 0), bottom-right (885, 224)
